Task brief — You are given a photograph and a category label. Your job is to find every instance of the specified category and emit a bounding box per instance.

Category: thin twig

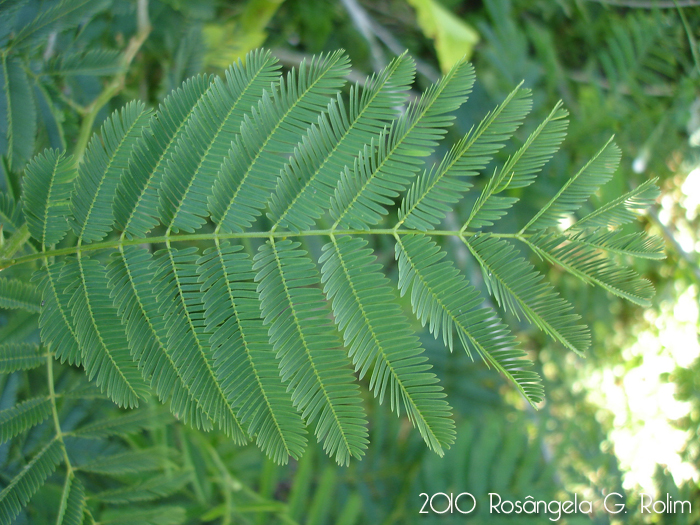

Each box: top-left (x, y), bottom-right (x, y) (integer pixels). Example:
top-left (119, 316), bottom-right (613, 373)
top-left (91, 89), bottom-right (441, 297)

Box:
top-left (73, 0), bottom-right (151, 162)
top-left (366, 17), bottom-right (441, 82)
top-left (42, 31), bottom-right (57, 61)
top-left (339, 0), bottom-right (387, 72)
top-left (340, 0), bottom-right (441, 82)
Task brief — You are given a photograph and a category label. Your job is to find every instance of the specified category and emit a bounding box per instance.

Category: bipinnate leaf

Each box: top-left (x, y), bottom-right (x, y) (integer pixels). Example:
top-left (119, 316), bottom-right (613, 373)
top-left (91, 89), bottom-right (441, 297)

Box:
top-left (2, 48), bottom-right (662, 489)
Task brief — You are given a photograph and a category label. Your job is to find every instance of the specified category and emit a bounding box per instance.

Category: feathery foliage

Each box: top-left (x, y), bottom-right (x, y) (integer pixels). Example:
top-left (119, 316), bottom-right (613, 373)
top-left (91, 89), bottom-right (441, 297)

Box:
top-left (0, 0), bottom-right (113, 170)
top-left (0, 25), bottom-right (662, 520)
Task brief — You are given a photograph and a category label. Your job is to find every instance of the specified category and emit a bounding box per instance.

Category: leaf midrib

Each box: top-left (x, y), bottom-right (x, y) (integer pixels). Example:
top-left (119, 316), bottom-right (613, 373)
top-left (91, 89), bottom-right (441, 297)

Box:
top-left (163, 243), bottom-right (245, 437)
top-left (269, 237), bottom-right (354, 460)
top-left (213, 240), bottom-right (292, 457)
top-left (332, 235), bottom-right (443, 453)
top-left (121, 82), bottom-right (215, 237)
top-left (332, 65), bottom-right (461, 229)
top-left (77, 254), bottom-right (140, 402)
top-left (217, 55), bottom-right (343, 231)
top-left (272, 59), bottom-right (405, 231)
top-left (4, 230), bottom-right (527, 270)
top-left (396, 235), bottom-right (537, 406)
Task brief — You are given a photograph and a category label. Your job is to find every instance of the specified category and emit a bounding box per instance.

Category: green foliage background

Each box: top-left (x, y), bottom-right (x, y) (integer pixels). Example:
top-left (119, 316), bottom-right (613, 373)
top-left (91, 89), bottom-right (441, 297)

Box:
top-left (0, 0), bottom-right (698, 524)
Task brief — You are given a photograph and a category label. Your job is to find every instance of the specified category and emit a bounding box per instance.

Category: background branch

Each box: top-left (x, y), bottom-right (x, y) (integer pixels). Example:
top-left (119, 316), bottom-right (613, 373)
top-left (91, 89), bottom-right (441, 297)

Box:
top-left (73, 0), bottom-right (151, 162)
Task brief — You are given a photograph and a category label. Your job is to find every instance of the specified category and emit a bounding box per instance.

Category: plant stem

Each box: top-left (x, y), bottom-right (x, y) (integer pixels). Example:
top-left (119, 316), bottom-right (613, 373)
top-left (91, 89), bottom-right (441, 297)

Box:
top-left (1, 229), bottom-right (530, 270)
top-left (0, 223), bottom-right (31, 260)
top-left (47, 350), bottom-right (73, 473)
top-left (73, 0), bottom-right (151, 163)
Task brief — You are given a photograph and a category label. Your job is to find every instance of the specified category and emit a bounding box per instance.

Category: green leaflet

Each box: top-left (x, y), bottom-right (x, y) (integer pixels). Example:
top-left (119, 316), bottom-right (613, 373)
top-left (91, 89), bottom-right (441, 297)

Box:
top-left (464, 234), bottom-right (590, 355)
top-left (107, 246), bottom-right (213, 432)
top-left (34, 262), bottom-right (82, 366)
top-left (320, 235), bottom-right (455, 454)
top-left (70, 101), bottom-right (152, 244)
top-left (151, 245), bottom-right (247, 442)
top-left (0, 277), bottom-right (40, 312)
top-left (60, 255), bottom-right (149, 407)
top-left (268, 53), bottom-right (416, 232)
top-left (398, 85), bottom-right (532, 230)
top-left (1, 55), bottom-right (36, 172)
top-left (114, 74), bottom-right (214, 239)
top-left (254, 239), bottom-right (368, 465)
top-left (0, 396), bottom-right (52, 444)
top-left (55, 475), bottom-right (85, 525)
top-left (0, 343), bottom-right (44, 373)
top-left (529, 231), bottom-right (656, 307)
top-left (0, 438), bottom-right (63, 525)
top-left (465, 101), bottom-right (569, 230)
top-left (395, 234), bottom-right (543, 405)
top-left (330, 59), bottom-right (475, 229)
top-left (524, 137), bottom-right (621, 231)
top-left (160, 49), bottom-right (282, 233)
top-left (198, 242), bottom-right (307, 464)
top-left (22, 148), bottom-right (75, 247)
top-left (208, 50), bottom-right (351, 234)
